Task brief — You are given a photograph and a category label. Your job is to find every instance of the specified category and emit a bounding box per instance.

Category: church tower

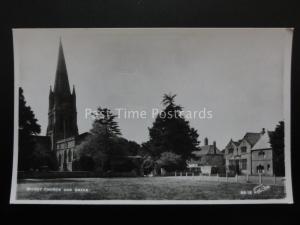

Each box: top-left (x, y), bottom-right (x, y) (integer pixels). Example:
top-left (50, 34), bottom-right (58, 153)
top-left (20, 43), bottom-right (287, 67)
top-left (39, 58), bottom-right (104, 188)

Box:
top-left (46, 40), bottom-right (78, 150)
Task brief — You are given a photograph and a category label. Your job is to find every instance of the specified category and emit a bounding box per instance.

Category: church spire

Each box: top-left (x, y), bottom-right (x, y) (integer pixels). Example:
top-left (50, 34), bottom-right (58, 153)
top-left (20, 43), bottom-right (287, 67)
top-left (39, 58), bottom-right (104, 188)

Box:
top-left (72, 84), bottom-right (76, 95)
top-left (47, 39), bottom-right (79, 150)
top-left (54, 39), bottom-right (71, 95)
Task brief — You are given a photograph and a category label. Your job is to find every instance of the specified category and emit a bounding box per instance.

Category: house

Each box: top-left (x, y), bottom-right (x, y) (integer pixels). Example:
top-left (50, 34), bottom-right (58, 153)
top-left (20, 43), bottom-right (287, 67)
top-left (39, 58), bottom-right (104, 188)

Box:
top-left (224, 128), bottom-right (274, 175)
top-left (251, 130), bottom-right (274, 175)
top-left (224, 131), bottom-right (261, 175)
top-left (187, 138), bottom-right (225, 175)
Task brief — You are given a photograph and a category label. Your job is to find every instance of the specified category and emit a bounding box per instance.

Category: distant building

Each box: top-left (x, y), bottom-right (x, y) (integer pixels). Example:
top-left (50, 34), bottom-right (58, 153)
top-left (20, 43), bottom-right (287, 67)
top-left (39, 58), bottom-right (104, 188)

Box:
top-left (187, 138), bottom-right (224, 175)
top-left (224, 128), bottom-right (274, 175)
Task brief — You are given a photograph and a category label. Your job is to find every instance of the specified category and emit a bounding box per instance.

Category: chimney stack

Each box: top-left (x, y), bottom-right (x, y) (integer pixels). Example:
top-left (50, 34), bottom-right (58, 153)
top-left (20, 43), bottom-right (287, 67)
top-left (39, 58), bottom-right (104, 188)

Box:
top-left (213, 141), bottom-right (216, 154)
top-left (204, 137), bottom-right (208, 146)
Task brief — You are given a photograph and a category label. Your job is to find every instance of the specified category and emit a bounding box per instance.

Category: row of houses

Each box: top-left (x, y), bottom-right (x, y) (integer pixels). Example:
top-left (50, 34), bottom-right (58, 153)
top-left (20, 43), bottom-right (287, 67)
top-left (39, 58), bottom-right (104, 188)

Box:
top-left (187, 128), bottom-right (274, 176)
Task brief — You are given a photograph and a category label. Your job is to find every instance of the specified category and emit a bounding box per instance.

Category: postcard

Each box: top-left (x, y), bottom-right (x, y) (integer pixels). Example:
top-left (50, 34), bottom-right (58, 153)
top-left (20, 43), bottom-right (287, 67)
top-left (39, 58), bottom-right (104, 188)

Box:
top-left (11, 28), bottom-right (293, 204)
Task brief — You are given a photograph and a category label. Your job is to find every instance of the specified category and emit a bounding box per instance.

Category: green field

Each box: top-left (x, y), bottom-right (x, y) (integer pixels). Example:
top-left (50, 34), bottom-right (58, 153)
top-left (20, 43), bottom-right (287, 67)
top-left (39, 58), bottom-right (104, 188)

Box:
top-left (17, 177), bottom-right (285, 200)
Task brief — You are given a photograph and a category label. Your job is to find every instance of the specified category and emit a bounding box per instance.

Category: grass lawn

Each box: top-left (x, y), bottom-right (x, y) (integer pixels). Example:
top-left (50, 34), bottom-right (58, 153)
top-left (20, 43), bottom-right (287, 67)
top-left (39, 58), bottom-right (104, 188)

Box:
top-left (17, 177), bottom-right (286, 200)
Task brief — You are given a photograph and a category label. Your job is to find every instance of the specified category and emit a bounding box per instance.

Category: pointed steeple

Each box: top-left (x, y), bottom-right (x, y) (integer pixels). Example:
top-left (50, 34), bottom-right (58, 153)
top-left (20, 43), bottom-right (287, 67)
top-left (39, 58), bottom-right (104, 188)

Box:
top-left (54, 39), bottom-right (71, 95)
top-left (47, 39), bottom-right (79, 148)
top-left (72, 85), bottom-right (76, 95)
top-left (48, 85), bottom-right (54, 110)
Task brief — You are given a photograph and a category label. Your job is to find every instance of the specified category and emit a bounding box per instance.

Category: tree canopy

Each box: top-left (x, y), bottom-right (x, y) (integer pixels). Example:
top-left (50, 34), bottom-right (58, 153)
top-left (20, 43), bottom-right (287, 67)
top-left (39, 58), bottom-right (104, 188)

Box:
top-left (18, 87), bottom-right (41, 170)
top-left (76, 107), bottom-right (141, 173)
top-left (270, 121), bottom-right (285, 176)
top-left (143, 93), bottom-right (200, 171)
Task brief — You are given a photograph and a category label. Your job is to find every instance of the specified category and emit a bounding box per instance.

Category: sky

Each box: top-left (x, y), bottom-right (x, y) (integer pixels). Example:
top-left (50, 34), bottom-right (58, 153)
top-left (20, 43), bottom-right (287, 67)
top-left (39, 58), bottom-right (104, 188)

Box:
top-left (14, 28), bottom-right (292, 149)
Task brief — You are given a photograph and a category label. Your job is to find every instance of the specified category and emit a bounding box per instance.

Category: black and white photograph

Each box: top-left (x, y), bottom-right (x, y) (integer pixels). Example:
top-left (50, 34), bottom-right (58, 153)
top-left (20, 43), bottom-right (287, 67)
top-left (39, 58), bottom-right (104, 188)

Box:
top-left (10, 28), bottom-right (293, 204)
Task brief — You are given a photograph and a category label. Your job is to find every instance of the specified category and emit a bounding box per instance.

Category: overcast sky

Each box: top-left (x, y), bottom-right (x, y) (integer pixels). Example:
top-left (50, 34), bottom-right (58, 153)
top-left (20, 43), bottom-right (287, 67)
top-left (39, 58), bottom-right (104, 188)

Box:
top-left (14, 28), bottom-right (292, 149)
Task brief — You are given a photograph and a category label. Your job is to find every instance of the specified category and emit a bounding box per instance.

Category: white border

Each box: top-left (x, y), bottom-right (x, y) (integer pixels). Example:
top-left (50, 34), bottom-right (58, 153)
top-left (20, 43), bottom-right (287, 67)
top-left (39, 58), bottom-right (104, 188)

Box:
top-left (10, 28), bottom-right (294, 204)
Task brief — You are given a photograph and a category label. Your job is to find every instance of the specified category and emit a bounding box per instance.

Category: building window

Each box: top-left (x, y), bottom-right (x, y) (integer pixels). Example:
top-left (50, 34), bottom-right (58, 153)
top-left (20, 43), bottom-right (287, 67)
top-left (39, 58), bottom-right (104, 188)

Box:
top-left (257, 165), bottom-right (264, 173)
top-left (228, 148), bottom-right (234, 154)
top-left (258, 151), bottom-right (265, 158)
top-left (267, 164), bottom-right (270, 171)
top-left (241, 159), bottom-right (247, 170)
top-left (241, 146), bottom-right (247, 153)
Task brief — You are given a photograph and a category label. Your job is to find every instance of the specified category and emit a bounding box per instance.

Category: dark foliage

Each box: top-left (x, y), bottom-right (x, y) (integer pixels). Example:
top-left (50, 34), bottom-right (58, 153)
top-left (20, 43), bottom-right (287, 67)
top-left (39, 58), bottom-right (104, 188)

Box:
top-left (18, 87), bottom-right (41, 170)
top-left (270, 121), bottom-right (285, 176)
top-left (77, 107), bottom-right (142, 173)
top-left (143, 93), bottom-right (200, 171)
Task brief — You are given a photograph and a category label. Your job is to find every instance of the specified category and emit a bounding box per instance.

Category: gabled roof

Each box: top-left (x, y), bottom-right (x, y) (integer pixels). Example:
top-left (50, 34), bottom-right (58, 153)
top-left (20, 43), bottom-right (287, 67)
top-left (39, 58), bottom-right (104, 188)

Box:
top-left (192, 144), bottom-right (223, 157)
top-left (234, 140), bottom-right (242, 146)
top-left (252, 131), bottom-right (273, 150)
top-left (226, 139), bottom-right (241, 148)
top-left (243, 132), bottom-right (261, 147)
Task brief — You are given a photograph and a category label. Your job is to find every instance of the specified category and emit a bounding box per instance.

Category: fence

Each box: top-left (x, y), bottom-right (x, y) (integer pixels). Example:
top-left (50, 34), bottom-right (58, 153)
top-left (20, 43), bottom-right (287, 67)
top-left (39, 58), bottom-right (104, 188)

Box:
top-left (161, 171), bottom-right (285, 186)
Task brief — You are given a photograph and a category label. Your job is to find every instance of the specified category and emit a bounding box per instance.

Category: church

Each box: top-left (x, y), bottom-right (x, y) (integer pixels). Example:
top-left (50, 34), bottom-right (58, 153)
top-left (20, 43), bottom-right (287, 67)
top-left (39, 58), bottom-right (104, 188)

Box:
top-left (35, 40), bottom-right (88, 171)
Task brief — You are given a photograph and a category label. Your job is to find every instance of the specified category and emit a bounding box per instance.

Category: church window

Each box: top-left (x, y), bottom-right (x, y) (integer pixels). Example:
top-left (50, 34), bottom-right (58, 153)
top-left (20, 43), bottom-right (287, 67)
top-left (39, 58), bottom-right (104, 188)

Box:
top-left (64, 150), bottom-right (67, 163)
top-left (73, 152), bottom-right (77, 160)
top-left (58, 154), bottom-right (62, 167)
top-left (68, 149), bottom-right (72, 162)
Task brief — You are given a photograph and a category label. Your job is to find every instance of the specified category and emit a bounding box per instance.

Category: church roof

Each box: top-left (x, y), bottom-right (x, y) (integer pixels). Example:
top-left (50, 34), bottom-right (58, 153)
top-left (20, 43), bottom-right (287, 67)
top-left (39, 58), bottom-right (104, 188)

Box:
top-left (75, 132), bottom-right (90, 144)
top-left (54, 39), bottom-right (71, 95)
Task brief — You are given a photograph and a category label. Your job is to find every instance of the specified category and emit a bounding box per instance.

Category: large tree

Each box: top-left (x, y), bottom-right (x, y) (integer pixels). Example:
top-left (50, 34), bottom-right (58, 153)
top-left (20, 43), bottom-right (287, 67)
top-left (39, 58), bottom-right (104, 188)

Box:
top-left (18, 87), bottom-right (41, 171)
top-left (77, 107), bottom-right (121, 171)
top-left (145, 93), bottom-right (200, 171)
top-left (77, 107), bottom-right (141, 173)
top-left (270, 121), bottom-right (285, 176)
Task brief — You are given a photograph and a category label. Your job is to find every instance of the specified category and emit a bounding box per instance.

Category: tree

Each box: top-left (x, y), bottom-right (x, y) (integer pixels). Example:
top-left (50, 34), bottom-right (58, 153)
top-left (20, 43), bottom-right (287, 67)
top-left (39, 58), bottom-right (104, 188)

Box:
top-left (145, 93), bottom-right (200, 171)
top-left (270, 121), bottom-right (285, 176)
top-left (78, 107), bottom-right (134, 172)
top-left (141, 155), bottom-right (156, 175)
top-left (156, 152), bottom-right (181, 172)
top-left (18, 87), bottom-right (41, 171)
top-left (30, 142), bottom-right (58, 171)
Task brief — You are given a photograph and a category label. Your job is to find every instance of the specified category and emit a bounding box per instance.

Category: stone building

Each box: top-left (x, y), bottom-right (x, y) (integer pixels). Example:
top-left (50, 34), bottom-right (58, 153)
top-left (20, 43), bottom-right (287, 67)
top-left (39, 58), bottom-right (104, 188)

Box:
top-left (187, 138), bottom-right (225, 175)
top-left (251, 130), bottom-right (274, 175)
top-left (224, 128), bottom-right (274, 175)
